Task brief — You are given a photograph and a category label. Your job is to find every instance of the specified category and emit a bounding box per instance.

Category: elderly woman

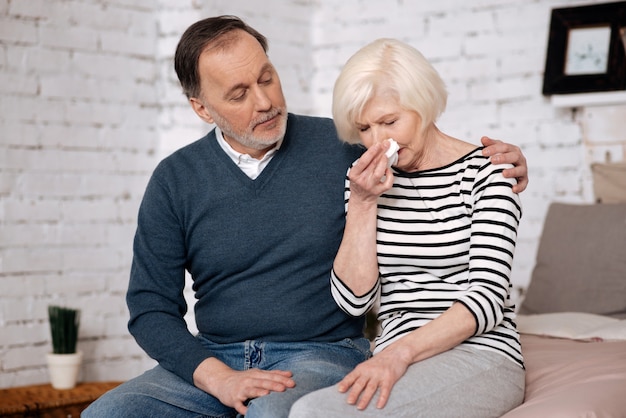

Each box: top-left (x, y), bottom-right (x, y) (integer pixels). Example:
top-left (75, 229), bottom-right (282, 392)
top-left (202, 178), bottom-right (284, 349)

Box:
top-left (290, 38), bottom-right (525, 418)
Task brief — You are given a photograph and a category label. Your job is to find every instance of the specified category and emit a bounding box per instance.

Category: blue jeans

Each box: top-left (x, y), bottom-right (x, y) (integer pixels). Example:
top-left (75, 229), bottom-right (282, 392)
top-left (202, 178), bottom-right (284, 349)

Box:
top-left (82, 336), bottom-right (371, 418)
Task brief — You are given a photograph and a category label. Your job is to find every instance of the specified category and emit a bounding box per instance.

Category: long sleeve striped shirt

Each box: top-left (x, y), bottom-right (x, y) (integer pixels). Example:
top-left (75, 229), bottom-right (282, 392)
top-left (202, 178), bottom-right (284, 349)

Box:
top-left (331, 148), bottom-right (524, 368)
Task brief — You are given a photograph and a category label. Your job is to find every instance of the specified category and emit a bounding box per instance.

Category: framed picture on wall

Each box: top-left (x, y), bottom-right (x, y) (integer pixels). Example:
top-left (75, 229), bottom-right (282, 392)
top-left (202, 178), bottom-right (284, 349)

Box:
top-left (542, 1), bottom-right (626, 95)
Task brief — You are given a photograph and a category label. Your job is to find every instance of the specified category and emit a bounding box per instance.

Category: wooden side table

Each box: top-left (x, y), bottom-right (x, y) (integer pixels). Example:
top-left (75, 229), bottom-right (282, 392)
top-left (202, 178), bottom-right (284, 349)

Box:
top-left (0, 381), bottom-right (123, 418)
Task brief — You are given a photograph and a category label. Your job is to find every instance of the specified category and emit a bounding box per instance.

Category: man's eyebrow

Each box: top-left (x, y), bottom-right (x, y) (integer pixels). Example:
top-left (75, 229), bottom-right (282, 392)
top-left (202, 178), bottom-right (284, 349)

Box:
top-left (223, 63), bottom-right (275, 99)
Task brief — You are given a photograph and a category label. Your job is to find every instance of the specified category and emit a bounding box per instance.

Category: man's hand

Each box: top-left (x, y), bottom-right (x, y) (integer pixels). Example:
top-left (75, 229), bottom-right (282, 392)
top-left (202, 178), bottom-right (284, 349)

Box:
top-left (193, 357), bottom-right (295, 415)
top-left (481, 136), bottom-right (528, 193)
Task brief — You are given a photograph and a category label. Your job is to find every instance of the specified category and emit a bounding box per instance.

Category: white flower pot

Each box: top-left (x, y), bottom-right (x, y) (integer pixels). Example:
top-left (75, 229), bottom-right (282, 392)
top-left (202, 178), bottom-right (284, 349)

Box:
top-left (46, 351), bottom-right (83, 389)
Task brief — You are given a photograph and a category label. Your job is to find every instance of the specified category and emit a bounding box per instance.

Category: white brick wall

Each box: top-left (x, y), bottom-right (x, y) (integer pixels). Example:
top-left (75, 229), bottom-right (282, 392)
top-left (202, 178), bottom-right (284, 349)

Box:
top-left (1, 0), bottom-right (625, 388)
top-left (0, 0), bottom-right (164, 387)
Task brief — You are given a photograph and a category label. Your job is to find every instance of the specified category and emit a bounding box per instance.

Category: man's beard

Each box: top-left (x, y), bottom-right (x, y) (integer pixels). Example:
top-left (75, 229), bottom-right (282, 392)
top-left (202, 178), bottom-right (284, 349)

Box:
top-left (212, 106), bottom-right (288, 150)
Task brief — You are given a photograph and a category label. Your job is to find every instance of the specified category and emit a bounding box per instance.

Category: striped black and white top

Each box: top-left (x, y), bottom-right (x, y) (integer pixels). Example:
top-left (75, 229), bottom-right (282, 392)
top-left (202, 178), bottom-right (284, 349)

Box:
top-left (331, 148), bottom-right (524, 368)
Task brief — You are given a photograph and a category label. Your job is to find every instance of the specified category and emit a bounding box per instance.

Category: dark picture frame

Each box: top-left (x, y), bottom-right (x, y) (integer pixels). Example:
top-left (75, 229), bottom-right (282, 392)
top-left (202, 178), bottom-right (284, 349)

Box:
top-left (542, 2), bottom-right (626, 95)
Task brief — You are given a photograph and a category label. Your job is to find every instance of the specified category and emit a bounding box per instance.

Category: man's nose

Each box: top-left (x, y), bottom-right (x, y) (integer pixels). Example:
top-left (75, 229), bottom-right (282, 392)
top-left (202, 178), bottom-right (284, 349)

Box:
top-left (252, 86), bottom-right (272, 111)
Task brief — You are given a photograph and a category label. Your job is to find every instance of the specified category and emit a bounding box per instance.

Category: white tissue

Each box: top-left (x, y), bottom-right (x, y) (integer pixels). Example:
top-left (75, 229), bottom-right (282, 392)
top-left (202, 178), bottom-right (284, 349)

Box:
top-left (385, 138), bottom-right (399, 168)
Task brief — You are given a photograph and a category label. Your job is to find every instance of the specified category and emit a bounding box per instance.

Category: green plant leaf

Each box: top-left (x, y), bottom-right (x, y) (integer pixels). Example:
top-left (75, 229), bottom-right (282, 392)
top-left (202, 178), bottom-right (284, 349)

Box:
top-left (48, 305), bottom-right (80, 354)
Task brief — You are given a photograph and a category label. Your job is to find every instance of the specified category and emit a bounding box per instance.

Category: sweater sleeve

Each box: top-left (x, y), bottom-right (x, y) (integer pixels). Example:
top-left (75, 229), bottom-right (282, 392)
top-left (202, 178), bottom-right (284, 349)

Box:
top-left (456, 162), bottom-right (522, 336)
top-left (330, 269), bottom-right (380, 317)
top-left (126, 168), bottom-right (211, 385)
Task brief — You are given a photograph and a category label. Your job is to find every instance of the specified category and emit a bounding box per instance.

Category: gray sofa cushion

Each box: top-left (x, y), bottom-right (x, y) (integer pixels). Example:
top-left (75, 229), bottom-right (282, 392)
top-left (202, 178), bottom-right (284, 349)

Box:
top-left (520, 202), bottom-right (626, 319)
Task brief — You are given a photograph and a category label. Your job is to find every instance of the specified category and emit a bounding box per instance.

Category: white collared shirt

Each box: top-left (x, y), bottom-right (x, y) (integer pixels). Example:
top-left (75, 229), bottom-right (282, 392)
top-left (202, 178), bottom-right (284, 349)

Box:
top-left (215, 126), bottom-right (281, 180)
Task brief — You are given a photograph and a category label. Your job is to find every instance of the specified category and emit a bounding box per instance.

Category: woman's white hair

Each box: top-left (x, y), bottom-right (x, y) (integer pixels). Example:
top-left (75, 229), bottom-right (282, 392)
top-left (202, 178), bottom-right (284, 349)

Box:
top-left (332, 38), bottom-right (447, 144)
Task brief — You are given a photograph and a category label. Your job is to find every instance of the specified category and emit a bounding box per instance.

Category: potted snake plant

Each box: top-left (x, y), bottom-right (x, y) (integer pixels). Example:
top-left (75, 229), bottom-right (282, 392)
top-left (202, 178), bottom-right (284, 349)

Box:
top-left (47, 305), bottom-right (82, 389)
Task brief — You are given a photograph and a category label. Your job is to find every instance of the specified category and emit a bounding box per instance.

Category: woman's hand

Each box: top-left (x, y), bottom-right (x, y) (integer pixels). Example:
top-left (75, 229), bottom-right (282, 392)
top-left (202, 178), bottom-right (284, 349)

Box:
top-left (481, 136), bottom-right (528, 193)
top-left (337, 303), bottom-right (477, 411)
top-left (337, 346), bottom-right (411, 411)
top-left (348, 142), bottom-right (395, 204)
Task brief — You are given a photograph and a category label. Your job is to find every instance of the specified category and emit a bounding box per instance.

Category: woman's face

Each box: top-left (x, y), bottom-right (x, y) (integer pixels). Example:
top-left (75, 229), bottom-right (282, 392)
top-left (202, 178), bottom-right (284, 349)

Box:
top-left (355, 89), bottom-right (424, 171)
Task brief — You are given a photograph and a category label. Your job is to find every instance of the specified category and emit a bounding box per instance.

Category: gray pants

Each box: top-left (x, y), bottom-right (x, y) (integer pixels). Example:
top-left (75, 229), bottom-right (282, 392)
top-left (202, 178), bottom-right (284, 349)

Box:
top-left (289, 345), bottom-right (525, 418)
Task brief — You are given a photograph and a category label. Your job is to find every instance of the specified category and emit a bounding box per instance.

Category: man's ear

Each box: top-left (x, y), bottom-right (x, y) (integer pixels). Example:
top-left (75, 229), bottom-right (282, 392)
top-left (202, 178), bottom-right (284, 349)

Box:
top-left (189, 97), bottom-right (215, 124)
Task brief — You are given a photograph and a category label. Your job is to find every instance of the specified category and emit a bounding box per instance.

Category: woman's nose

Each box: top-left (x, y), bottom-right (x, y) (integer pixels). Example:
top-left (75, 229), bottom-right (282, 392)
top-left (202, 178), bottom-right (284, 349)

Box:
top-left (372, 130), bottom-right (388, 145)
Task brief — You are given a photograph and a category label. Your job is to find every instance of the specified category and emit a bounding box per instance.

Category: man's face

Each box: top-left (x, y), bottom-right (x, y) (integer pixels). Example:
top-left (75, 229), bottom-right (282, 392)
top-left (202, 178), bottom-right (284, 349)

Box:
top-left (190, 31), bottom-right (288, 158)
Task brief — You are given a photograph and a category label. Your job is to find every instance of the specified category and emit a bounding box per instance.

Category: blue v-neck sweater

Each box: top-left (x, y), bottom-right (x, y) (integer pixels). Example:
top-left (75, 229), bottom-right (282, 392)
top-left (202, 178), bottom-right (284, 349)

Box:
top-left (127, 113), bottom-right (365, 383)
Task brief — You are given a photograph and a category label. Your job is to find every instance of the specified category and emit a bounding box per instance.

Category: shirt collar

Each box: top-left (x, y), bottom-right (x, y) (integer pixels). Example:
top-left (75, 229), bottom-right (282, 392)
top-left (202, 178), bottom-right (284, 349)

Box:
top-left (215, 126), bottom-right (282, 180)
